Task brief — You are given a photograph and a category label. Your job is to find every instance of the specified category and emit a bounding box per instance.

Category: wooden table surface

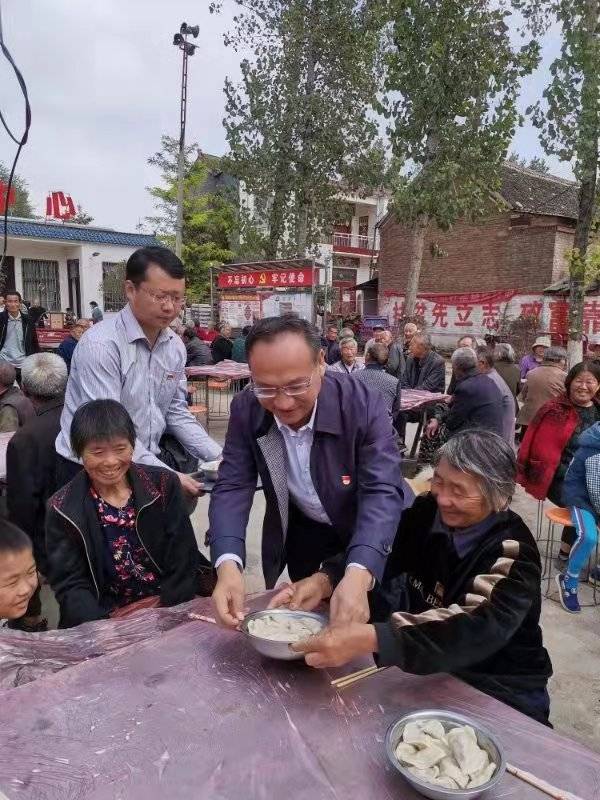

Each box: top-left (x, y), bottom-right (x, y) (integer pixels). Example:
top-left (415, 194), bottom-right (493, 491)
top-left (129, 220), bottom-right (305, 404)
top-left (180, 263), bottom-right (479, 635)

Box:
top-left (0, 597), bottom-right (597, 799)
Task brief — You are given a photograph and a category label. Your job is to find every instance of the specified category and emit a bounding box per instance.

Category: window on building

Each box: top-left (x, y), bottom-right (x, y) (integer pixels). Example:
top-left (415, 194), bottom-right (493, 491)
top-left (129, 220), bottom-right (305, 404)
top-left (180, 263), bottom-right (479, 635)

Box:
top-left (102, 261), bottom-right (127, 312)
top-left (21, 258), bottom-right (60, 310)
top-left (358, 215), bottom-right (369, 239)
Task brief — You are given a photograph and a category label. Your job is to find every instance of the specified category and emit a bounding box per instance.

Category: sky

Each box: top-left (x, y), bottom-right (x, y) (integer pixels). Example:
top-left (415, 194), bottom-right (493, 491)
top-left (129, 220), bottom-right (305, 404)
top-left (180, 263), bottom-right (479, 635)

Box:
top-left (0, 0), bottom-right (570, 232)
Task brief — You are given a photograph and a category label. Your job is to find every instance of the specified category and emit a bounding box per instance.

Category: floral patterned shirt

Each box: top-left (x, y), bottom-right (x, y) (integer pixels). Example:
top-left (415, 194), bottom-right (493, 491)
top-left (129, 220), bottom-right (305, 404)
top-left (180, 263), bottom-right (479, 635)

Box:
top-left (91, 487), bottom-right (159, 607)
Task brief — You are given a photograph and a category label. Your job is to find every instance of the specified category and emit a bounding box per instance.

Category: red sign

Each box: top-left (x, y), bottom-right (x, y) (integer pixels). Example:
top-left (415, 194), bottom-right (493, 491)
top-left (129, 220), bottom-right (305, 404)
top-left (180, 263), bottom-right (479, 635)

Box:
top-left (46, 191), bottom-right (76, 220)
top-left (0, 181), bottom-right (16, 212)
top-left (217, 268), bottom-right (313, 289)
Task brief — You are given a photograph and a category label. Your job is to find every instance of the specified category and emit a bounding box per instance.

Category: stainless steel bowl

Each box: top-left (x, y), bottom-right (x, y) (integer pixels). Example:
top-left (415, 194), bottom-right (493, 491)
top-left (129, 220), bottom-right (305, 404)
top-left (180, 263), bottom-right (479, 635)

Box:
top-left (199, 460), bottom-right (221, 482)
top-left (241, 609), bottom-right (327, 661)
top-left (385, 710), bottom-right (506, 800)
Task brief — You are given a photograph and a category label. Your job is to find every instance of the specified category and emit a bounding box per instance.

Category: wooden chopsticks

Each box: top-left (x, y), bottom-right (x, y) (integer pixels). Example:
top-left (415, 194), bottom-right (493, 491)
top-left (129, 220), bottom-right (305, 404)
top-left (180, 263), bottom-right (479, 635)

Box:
top-left (506, 763), bottom-right (585, 800)
top-left (330, 665), bottom-right (389, 689)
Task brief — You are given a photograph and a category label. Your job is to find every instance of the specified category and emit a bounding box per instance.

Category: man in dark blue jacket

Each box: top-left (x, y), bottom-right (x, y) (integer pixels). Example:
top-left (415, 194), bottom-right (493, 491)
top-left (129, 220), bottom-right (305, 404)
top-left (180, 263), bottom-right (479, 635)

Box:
top-left (209, 315), bottom-right (410, 629)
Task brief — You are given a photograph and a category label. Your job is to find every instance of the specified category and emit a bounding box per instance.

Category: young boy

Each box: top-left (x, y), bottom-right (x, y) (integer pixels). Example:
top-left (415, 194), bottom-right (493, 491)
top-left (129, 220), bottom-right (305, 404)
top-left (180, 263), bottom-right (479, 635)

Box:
top-left (559, 422), bottom-right (600, 613)
top-left (0, 522), bottom-right (38, 626)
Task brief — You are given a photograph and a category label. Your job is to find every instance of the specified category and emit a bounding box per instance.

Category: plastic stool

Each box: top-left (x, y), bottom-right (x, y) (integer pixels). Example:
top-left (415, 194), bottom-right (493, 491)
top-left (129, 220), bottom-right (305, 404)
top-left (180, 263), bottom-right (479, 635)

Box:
top-left (539, 506), bottom-right (599, 607)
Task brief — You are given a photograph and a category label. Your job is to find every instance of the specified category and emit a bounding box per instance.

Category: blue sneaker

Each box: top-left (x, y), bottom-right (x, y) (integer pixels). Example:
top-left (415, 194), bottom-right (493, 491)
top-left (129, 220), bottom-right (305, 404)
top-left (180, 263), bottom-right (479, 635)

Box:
top-left (556, 574), bottom-right (581, 613)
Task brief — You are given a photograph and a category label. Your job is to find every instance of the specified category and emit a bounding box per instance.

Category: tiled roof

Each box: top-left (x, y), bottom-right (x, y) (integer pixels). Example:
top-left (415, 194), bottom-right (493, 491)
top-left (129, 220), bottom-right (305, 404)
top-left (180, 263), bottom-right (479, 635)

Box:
top-left (6, 218), bottom-right (161, 247)
top-left (377, 162), bottom-right (579, 229)
top-left (500, 163), bottom-right (578, 219)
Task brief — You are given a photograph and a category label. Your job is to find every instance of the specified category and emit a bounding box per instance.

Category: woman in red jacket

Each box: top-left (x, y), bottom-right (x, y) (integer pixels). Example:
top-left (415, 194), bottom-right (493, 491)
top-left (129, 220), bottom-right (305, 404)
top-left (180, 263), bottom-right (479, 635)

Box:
top-left (517, 360), bottom-right (600, 559)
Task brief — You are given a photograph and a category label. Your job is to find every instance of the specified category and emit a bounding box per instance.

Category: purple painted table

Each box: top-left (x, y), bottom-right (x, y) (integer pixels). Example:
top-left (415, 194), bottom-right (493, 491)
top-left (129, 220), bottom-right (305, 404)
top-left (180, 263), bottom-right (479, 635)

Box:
top-left (0, 607), bottom-right (598, 799)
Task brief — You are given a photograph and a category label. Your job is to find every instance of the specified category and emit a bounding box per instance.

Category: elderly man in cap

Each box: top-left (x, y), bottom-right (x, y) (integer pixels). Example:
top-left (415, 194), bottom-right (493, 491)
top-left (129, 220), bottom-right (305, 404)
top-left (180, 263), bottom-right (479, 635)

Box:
top-left (520, 336), bottom-right (551, 380)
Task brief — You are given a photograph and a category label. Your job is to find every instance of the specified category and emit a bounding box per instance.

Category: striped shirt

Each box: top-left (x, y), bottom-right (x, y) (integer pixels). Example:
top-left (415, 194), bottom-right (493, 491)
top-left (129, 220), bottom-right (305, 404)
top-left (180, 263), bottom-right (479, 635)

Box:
top-left (56, 304), bottom-right (221, 467)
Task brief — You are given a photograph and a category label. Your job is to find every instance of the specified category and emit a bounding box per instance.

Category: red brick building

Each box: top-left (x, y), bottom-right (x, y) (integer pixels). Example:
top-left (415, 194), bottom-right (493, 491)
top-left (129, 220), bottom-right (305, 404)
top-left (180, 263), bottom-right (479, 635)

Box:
top-left (373, 163), bottom-right (580, 345)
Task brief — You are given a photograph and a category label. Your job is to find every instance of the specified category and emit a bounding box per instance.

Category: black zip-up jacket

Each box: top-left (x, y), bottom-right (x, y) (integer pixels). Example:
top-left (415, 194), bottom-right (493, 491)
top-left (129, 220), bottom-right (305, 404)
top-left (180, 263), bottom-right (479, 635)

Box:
top-left (323, 494), bottom-right (553, 724)
top-left (0, 310), bottom-right (39, 358)
top-left (46, 464), bottom-right (203, 628)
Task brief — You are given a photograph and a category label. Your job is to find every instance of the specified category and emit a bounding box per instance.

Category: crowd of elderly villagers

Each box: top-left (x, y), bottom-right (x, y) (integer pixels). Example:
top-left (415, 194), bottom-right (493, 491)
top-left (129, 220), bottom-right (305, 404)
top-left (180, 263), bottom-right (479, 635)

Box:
top-left (3, 244), bottom-right (600, 729)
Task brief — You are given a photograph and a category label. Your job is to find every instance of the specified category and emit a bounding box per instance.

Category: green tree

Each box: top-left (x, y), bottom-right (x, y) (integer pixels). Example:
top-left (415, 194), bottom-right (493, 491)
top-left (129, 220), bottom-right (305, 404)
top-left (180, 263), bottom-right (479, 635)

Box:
top-left (507, 151), bottom-right (551, 173)
top-left (212, 0), bottom-right (381, 258)
top-left (146, 136), bottom-right (236, 300)
top-left (0, 161), bottom-right (34, 217)
top-left (380, 0), bottom-right (540, 315)
top-left (69, 204), bottom-right (94, 225)
top-left (518, 0), bottom-right (600, 363)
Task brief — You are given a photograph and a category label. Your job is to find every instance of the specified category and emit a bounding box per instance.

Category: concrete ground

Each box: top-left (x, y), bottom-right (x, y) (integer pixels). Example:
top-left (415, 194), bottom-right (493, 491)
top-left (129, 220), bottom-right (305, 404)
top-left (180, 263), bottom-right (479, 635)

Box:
top-left (40, 417), bottom-right (600, 753)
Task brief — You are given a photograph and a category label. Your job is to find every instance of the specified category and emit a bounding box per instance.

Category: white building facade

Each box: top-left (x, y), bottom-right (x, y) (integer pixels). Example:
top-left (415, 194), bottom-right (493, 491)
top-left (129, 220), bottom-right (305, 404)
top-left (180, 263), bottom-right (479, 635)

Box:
top-left (3, 218), bottom-right (160, 317)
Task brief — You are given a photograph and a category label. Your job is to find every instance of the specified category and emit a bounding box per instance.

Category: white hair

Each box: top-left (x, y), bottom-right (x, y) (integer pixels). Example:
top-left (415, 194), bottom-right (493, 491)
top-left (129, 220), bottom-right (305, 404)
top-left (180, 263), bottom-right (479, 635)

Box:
top-left (434, 429), bottom-right (516, 511)
top-left (21, 353), bottom-right (68, 399)
top-left (451, 346), bottom-right (477, 374)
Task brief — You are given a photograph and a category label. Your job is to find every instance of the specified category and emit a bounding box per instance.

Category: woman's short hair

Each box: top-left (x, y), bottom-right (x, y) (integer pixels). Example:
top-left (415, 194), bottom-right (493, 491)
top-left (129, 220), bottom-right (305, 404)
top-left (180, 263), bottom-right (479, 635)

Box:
top-left (565, 360), bottom-right (600, 397)
top-left (70, 400), bottom-right (136, 458)
top-left (434, 429), bottom-right (516, 511)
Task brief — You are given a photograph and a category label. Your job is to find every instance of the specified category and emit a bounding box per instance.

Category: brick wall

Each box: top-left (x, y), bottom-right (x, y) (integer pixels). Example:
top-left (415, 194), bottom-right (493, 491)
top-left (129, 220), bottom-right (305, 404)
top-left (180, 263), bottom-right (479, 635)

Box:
top-left (377, 212), bottom-right (574, 302)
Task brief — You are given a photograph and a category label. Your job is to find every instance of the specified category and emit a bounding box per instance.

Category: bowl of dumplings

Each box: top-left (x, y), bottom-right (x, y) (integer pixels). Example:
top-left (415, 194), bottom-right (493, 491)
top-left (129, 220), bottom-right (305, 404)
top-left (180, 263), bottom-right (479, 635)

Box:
top-left (385, 710), bottom-right (506, 799)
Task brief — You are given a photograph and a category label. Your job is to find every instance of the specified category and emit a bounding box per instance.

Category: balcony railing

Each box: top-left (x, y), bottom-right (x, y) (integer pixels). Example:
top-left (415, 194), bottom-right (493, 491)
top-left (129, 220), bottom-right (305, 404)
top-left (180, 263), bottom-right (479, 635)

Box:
top-left (328, 232), bottom-right (378, 251)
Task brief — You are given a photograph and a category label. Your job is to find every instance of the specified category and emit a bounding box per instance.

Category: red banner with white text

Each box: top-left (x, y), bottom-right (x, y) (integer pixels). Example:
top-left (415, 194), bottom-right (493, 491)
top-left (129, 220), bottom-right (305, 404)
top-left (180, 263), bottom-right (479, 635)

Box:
top-left (218, 268), bottom-right (313, 289)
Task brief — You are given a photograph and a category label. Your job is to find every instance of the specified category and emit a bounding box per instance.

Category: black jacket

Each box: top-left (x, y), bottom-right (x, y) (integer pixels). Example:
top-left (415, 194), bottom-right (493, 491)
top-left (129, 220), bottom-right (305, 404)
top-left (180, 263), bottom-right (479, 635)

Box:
top-left (326, 494), bottom-right (552, 724)
top-left (0, 310), bottom-right (39, 358)
top-left (441, 370), bottom-right (504, 437)
top-left (7, 398), bottom-right (63, 572)
top-left (46, 464), bottom-right (203, 628)
top-left (401, 350), bottom-right (445, 392)
top-left (211, 335), bottom-right (233, 363)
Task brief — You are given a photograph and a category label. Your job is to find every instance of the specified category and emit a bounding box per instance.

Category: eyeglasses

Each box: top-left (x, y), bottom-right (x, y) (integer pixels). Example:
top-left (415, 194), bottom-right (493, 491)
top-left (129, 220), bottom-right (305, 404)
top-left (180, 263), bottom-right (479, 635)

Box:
top-left (251, 373), bottom-right (314, 399)
top-left (138, 286), bottom-right (186, 308)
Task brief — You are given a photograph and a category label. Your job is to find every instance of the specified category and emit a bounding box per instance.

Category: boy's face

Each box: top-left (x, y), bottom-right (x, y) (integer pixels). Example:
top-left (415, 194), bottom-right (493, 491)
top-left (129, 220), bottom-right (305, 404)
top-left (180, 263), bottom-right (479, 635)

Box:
top-left (0, 548), bottom-right (37, 619)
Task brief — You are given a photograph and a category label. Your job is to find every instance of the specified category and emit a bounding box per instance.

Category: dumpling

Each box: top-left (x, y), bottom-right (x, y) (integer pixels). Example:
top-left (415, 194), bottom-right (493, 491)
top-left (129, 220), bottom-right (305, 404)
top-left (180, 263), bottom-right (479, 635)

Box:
top-left (447, 727), bottom-right (488, 775)
top-left (432, 776), bottom-right (459, 789)
top-left (400, 742), bottom-right (447, 770)
top-left (407, 765), bottom-right (440, 782)
top-left (402, 721), bottom-right (430, 746)
top-left (438, 755), bottom-right (469, 789)
top-left (468, 761), bottom-right (497, 788)
top-left (418, 719), bottom-right (446, 740)
top-left (395, 742), bottom-right (417, 762)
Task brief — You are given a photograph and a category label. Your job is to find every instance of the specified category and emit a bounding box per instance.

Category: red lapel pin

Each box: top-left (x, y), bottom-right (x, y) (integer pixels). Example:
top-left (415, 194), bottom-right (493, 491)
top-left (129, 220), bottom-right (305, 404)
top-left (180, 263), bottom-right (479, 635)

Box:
top-left (341, 475), bottom-right (351, 486)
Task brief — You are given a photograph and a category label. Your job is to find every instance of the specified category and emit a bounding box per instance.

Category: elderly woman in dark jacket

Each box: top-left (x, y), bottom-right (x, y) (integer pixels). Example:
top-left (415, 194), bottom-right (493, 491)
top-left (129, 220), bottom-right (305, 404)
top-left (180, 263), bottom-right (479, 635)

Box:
top-left (270, 430), bottom-right (553, 725)
top-left (46, 399), bottom-right (213, 628)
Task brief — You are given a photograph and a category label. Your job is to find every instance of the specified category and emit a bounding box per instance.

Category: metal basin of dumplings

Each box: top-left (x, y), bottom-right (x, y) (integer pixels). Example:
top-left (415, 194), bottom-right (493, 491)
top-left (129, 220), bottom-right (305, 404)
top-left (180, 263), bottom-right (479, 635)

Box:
top-left (241, 609), bottom-right (327, 660)
top-left (385, 710), bottom-right (506, 800)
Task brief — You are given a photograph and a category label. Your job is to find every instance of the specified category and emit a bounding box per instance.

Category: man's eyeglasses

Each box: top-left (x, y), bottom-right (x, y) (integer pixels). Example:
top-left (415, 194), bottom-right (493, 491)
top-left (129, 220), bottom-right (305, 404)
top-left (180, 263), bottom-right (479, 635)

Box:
top-left (251, 373), bottom-right (314, 399)
top-left (138, 286), bottom-right (186, 308)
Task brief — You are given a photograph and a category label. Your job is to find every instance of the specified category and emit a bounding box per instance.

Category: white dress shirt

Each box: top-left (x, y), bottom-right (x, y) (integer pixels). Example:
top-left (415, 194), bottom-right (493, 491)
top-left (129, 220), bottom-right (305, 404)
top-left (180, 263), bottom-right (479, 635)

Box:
top-left (215, 401), bottom-right (370, 578)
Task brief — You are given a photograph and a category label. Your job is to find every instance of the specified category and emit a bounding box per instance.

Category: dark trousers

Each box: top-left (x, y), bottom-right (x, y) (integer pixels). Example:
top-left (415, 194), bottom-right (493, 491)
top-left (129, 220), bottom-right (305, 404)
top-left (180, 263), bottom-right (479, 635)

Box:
top-left (283, 503), bottom-right (345, 582)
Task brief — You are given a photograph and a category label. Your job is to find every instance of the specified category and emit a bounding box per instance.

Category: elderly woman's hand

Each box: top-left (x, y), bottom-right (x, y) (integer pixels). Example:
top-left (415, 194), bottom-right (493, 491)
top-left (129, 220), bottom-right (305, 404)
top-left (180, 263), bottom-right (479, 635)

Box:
top-left (291, 623), bottom-right (378, 668)
top-left (268, 572), bottom-right (333, 611)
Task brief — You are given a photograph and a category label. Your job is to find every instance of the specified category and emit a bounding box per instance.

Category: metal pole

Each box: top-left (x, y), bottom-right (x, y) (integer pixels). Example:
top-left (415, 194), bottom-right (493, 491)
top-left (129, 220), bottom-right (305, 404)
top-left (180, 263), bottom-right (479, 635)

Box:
top-left (175, 43), bottom-right (188, 258)
top-left (210, 266), bottom-right (214, 326)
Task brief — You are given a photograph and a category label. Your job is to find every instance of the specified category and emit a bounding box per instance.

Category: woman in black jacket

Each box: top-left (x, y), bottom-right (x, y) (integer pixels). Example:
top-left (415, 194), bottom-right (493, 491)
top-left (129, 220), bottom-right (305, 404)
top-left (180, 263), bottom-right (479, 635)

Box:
top-left (46, 399), bottom-right (212, 628)
top-left (271, 429), bottom-right (553, 725)
top-left (211, 322), bottom-right (233, 363)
